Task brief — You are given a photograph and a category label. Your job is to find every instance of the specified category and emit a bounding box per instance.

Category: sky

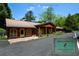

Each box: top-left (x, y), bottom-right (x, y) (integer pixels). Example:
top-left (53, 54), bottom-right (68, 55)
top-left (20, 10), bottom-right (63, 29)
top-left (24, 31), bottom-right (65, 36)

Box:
top-left (8, 3), bottom-right (79, 21)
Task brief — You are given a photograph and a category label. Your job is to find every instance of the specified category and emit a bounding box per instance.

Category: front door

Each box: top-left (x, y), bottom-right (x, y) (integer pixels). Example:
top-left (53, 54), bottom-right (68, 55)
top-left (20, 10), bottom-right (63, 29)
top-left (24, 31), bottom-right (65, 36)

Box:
top-left (20, 29), bottom-right (25, 37)
top-left (32, 28), bottom-right (36, 35)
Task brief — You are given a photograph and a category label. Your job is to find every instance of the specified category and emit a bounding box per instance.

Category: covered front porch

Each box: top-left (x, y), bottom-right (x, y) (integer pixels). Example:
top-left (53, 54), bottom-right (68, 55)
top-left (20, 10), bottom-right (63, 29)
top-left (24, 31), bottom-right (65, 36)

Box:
top-left (36, 27), bottom-right (55, 36)
top-left (35, 23), bottom-right (56, 37)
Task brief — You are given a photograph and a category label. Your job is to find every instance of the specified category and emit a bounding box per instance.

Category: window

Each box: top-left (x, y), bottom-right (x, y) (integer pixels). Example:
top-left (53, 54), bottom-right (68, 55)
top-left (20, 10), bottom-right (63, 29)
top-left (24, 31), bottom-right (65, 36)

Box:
top-left (10, 29), bottom-right (17, 37)
top-left (21, 30), bottom-right (23, 34)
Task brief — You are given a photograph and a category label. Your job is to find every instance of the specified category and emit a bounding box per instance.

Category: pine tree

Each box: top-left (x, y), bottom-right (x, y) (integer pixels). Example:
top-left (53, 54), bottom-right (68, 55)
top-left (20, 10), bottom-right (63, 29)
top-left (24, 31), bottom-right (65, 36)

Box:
top-left (21, 10), bottom-right (35, 22)
top-left (0, 3), bottom-right (12, 29)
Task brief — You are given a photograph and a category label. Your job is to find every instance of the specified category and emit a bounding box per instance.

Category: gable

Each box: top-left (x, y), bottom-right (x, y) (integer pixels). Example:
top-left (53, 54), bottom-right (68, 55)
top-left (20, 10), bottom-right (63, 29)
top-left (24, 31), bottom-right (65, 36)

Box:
top-left (35, 23), bottom-right (56, 28)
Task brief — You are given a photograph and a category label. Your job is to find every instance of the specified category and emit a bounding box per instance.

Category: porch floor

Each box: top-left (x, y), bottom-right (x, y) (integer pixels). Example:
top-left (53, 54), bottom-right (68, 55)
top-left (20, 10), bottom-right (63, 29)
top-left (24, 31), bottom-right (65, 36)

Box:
top-left (8, 36), bottom-right (39, 44)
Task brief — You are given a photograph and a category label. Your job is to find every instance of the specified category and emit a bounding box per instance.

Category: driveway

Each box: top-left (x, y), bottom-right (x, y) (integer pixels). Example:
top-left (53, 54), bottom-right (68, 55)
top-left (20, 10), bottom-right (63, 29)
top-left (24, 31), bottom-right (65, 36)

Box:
top-left (0, 33), bottom-right (79, 56)
top-left (0, 36), bottom-right (53, 56)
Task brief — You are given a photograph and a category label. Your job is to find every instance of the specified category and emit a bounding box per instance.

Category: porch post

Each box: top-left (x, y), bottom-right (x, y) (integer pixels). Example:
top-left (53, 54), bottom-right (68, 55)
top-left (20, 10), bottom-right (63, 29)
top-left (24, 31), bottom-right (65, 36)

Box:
top-left (45, 27), bottom-right (48, 36)
top-left (51, 27), bottom-right (52, 33)
top-left (24, 28), bottom-right (26, 37)
top-left (6, 28), bottom-right (9, 39)
top-left (18, 28), bottom-right (20, 38)
top-left (38, 27), bottom-right (41, 37)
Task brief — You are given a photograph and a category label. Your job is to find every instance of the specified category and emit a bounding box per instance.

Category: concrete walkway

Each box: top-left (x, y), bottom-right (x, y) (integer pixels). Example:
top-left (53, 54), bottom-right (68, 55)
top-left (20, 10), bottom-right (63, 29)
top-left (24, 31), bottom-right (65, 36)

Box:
top-left (8, 36), bottom-right (39, 44)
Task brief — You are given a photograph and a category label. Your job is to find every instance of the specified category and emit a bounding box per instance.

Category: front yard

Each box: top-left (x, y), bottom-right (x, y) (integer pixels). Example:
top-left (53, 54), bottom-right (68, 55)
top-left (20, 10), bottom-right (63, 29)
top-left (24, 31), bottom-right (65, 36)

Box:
top-left (53, 31), bottom-right (65, 35)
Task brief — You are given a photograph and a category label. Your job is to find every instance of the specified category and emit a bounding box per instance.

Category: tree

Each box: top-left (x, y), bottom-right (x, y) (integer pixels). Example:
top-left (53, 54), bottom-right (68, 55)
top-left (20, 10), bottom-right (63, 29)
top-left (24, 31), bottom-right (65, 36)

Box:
top-left (21, 10), bottom-right (35, 22)
top-left (0, 3), bottom-right (12, 29)
top-left (37, 18), bottom-right (45, 23)
top-left (0, 3), bottom-right (12, 18)
top-left (72, 13), bottom-right (79, 30)
top-left (55, 16), bottom-right (65, 27)
top-left (64, 14), bottom-right (77, 31)
top-left (72, 13), bottom-right (79, 22)
top-left (39, 6), bottom-right (55, 23)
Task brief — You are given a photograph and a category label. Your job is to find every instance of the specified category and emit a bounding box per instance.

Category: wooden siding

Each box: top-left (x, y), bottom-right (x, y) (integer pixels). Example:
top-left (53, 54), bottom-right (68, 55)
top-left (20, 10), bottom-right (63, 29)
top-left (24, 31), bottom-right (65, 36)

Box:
top-left (7, 28), bottom-right (33, 39)
top-left (6, 23), bottom-right (56, 39)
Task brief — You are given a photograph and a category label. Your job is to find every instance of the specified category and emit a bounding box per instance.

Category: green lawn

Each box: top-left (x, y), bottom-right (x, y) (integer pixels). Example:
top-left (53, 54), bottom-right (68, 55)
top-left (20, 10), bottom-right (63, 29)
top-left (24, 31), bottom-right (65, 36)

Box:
top-left (53, 31), bottom-right (65, 35)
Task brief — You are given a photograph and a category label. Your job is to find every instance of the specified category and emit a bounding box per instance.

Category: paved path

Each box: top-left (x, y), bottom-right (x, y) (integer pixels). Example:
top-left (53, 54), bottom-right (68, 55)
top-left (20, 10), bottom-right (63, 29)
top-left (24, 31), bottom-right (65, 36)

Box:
top-left (0, 36), bottom-right (54, 56)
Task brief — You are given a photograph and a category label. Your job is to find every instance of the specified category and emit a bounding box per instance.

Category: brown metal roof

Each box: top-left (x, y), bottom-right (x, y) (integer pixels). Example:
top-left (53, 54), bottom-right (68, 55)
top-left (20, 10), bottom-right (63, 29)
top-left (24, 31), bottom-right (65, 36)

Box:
top-left (6, 19), bottom-right (36, 28)
top-left (6, 19), bottom-right (55, 28)
top-left (35, 22), bottom-right (56, 27)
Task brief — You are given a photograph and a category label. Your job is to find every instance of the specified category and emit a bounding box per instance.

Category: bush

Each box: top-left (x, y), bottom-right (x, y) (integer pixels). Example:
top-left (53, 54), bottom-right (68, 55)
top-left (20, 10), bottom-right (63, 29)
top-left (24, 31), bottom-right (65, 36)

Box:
top-left (54, 31), bottom-right (64, 35)
top-left (0, 28), bottom-right (6, 40)
top-left (63, 26), bottom-right (72, 33)
top-left (0, 28), bottom-right (6, 32)
top-left (0, 28), bottom-right (6, 35)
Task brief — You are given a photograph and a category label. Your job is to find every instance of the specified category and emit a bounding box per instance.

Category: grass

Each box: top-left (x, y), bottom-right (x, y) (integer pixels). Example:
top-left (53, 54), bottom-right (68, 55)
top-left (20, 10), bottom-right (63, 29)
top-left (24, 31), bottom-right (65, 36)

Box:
top-left (53, 31), bottom-right (65, 35)
top-left (73, 31), bottom-right (79, 32)
top-left (38, 32), bottom-right (65, 39)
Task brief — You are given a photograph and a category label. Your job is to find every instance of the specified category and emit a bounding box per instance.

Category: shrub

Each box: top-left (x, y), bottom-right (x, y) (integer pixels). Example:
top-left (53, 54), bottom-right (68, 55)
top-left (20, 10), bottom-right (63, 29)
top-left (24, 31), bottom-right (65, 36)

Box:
top-left (0, 28), bottom-right (6, 33)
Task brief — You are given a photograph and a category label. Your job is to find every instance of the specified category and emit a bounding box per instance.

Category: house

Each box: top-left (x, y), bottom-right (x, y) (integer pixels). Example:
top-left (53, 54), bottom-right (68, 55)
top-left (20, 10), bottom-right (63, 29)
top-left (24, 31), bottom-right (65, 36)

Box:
top-left (5, 19), bottom-right (56, 39)
top-left (56, 27), bottom-right (64, 32)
